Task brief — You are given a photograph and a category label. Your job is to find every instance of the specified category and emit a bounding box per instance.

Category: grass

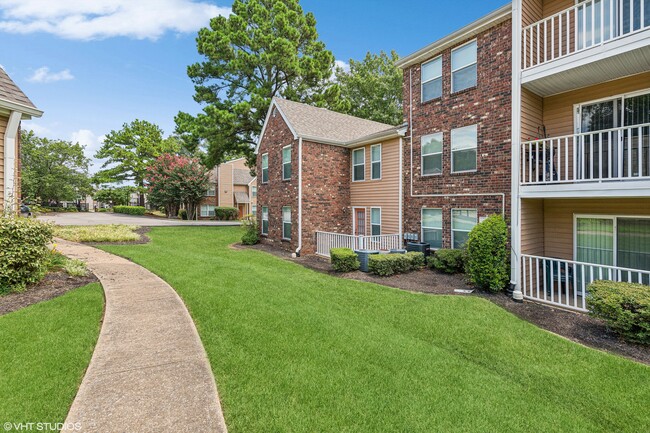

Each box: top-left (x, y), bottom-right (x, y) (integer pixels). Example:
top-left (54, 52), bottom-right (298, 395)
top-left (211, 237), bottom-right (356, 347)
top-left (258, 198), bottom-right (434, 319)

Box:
top-left (102, 227), bottom-right (650, 433)
top-left (53, 224), bottom-right (140, 242)
top-left (0, 283), bottom-right (104, 423)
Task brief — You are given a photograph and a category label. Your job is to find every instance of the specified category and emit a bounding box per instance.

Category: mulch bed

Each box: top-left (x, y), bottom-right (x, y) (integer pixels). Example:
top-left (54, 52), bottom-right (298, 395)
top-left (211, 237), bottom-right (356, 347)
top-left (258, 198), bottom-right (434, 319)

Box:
top-left (238, 243), bottom-right (650, 365)
top-left (0, 271), bottom-right (99, 316)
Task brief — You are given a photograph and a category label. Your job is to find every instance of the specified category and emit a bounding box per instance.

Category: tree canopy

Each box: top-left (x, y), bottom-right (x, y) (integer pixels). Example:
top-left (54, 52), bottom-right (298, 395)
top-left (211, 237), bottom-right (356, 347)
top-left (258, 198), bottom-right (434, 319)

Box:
top-left (92, 186), bottom-right (135, 207)
top-left (334, 50), bottom-right (403, 126)
top-left (175, 0), bottom-right (338, 167)
top-left (20, 130), bottom-right (91, 205)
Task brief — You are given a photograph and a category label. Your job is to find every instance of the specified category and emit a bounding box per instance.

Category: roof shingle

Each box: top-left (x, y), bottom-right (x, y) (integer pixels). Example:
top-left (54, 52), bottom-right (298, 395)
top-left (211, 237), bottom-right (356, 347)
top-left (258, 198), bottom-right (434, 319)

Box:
top-left (0, 67), bottom-right (37, 109)
top-left (233, 168), bottom-right (254, 185)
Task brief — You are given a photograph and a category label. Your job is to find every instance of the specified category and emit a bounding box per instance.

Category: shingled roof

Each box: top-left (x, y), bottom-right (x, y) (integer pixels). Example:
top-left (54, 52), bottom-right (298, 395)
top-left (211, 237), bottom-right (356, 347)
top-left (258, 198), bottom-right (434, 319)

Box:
top-left (233, 168), bottom-right (255, 185)
top-left (0, 67), bottom-right (37, 110)
top-left (272, 98), bottom-right (397, 144)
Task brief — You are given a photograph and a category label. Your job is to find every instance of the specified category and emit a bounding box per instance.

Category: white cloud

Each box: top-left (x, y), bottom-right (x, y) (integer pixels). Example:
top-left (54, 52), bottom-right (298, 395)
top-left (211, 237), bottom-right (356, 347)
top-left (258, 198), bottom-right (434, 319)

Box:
top-left (71, 129), bottom-right (106, 173)
top-left (28, 66), bottom-right (74, 83)
top-left (335, 60), bottom-right (350, 73)
top-left (22, 122), bottom-right (53, 136)
top-left (0, 0), bottom-right (229, 40)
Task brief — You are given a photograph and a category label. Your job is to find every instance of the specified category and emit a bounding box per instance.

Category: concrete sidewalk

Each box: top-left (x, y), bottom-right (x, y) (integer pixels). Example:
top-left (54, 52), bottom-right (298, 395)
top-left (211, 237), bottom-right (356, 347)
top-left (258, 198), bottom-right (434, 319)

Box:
top-left (57, 239), bottom-right (227, 433)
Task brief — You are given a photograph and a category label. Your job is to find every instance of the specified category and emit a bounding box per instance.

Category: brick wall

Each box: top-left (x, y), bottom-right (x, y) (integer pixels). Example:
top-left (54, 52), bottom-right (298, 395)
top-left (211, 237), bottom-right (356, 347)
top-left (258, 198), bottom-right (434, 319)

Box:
top-left (402, 19), bottom-right (513, 248)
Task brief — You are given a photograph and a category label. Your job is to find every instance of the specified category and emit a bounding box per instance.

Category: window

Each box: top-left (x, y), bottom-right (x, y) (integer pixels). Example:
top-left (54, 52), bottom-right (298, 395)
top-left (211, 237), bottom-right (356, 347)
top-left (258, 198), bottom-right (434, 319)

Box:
top-left (282, 145), bottom-right (292, 180)
top-left (422, 208), bottom-right (443, 249)
top-left (371, 144), bottom-right (381, 180)
top-left (252, 186), bottom-right (257, 198)
top-left (352, 148), bottom-right (365, 181)
top-left (252, 205), bottom-right (257, 216)
top-left (261, 153), bottom-right (269, 183)
top-left (451, 209), bottom-right (477, 249)
top-left (261, 206), bottom-right (269, 235)
top-left (282, 206), bottom-right (291, 240)
top-left (205, 185), bottom-right (216, 197)
top-left (451, 40), bottom-right (477, 93)
top-left (200, 204), bottom-right (216, 218)
top-left (421, 133), bottom-right (443, 176)
top-left (421, 56), bottom-right (442, 102)
top-left (451, 125), bottom-right (477, 173)
top-left (370, 208), bottom-right (381, 235)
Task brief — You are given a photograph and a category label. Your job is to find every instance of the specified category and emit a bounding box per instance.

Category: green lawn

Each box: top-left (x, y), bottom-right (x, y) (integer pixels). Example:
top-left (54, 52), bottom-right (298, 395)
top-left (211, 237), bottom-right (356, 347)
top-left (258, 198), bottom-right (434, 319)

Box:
top-left (0, 283), bottom-right (104, 424)
top-left (102, 227), bottom-right (650, 433)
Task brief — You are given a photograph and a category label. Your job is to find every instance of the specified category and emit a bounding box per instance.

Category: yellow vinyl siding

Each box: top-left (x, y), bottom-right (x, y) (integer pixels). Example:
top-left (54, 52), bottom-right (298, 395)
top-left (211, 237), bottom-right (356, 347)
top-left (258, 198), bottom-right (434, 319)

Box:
top-left (521, 199), bottom-right (545, 255)
top-left (350, 138), bottom-right (400, 235)
top-left (542, 0), bottom-right (574, 18)
top-left (521, 88), bottom-right (544, 140)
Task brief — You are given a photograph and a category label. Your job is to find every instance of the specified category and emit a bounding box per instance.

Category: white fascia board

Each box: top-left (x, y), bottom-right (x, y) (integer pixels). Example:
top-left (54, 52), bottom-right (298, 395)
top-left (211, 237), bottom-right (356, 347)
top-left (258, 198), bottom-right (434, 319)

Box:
top-left (520, 181), bottom-right (650, 198)
top-left (0, 98), bottom-right (43, 119)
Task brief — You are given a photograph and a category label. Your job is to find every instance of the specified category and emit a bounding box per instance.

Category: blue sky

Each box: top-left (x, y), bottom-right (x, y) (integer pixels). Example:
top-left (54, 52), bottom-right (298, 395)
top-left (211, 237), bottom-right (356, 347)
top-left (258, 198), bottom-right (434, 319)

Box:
top-left (0, 0), bottom-right (507, 172)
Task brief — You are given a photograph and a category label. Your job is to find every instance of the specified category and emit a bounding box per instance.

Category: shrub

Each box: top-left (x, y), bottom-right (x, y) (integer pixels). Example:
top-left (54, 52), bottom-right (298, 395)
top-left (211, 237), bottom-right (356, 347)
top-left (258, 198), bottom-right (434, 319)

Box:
top-left (465, 215), bottom-right (508, 292)
top-left (214, 207), bottom-right (238, 221)
top-left (97, 208), bottom-right (109, 213)
top-left (405, 252), bottom-right (425, 270)
top-left (428, 249), bottom-right (466, 274)
top-left (0, 217), bottom-right (53, 293)
top-left (587, 280), bottom-right (650, 344)
top-left (64, 259), bottom-right (88, 277)
top-left (241, 215), bottom-right (259, 245)
top-left (330, 248), bottom-right (360, 272)
top-left (178, 209), bottom-right (188, 220)
top-left (113, 205), bottom-right (146, 215)
top-left (368, 254), bottom-right (411, 277)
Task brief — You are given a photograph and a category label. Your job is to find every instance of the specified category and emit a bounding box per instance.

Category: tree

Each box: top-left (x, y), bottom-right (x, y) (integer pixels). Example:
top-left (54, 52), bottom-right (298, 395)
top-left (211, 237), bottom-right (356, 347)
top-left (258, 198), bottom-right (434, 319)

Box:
top-left (92, 186), bottom-right (135, 207)
top-left (175, 0), bottom-right (339, 168)
top-left (20, 130), bottom-right (91, 205)
top-left (94, 120), bottom-right (180, 206)
top-left (334, 50), bottom-right (403, 125)
top-left (145, 154), bottom-right (210, 220)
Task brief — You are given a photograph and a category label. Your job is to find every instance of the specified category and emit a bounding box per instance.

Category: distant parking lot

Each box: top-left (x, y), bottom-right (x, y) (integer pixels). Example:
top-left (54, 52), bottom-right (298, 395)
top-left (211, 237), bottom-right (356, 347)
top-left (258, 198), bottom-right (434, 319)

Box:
top-left (38, 212), bottom-right (241, 226)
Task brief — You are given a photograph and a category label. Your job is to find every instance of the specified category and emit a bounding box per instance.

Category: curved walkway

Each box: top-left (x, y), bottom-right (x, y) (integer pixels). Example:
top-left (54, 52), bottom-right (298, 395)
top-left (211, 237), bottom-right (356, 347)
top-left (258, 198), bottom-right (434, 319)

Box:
top-left (56, 239), bottom-right (227, 433)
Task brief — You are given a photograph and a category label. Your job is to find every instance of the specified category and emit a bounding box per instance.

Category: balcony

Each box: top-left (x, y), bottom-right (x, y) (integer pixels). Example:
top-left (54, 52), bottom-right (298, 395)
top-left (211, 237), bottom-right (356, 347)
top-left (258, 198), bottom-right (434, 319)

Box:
top-left (521, 0), bottom-right (650, 95)
top-left (520, 123), bottom-right (650, 196)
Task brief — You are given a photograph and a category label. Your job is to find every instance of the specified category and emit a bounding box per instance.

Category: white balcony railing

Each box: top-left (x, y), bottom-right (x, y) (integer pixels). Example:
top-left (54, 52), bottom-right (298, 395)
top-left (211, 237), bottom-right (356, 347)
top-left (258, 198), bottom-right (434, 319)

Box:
top-left (521, 254), bottom-right (650, 312)
top-left (315, 231), bottom-right (402, 257)
top-left (521, 123), bottom-right (650, 185)
top-left (522, 0), bottom-right (650, 69)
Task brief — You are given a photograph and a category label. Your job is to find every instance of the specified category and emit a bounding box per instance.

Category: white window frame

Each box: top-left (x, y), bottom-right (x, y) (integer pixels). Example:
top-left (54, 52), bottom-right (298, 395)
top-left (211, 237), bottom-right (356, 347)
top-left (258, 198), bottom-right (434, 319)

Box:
top-left (451, 208), bottom-right (477, 249)
top-left (370, 144), bottom-right (382, 180)
top-left (451, 124), bottom-right (478, 174)
top-left (205, 184), bottom-right (216, 197)
top-left (421, 208), bottom-right (443, 249)
top-left (451, 39), bottom-right (477, 93)
top-left (421, 132), bottom-right (443, 176)
top-left (352, 148), bottom-right (365, 182)
top-left (282, 206), bottom-right (292, 240)
top-left (282, 145), bottom-right (292, 180)
top-left (370, 207), bottom-right (381, 236)
top-left (261, 206), bottom-right (269, 235)
top-left (261, 153), bottom-right (269, 183)
top-left (252, 186), bottom-right (257, 198)
top-left (251, 205), bottom-right (257, 216)
top-left (421, 56), bottom-right (442, 102)
top-left (200, 204), bottom-right (216, 218)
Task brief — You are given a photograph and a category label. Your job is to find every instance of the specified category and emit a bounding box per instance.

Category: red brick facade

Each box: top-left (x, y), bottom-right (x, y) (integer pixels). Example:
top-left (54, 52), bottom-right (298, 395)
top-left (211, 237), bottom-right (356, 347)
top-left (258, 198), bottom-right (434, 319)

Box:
top-left (401, 19), bottom-right (513, 248)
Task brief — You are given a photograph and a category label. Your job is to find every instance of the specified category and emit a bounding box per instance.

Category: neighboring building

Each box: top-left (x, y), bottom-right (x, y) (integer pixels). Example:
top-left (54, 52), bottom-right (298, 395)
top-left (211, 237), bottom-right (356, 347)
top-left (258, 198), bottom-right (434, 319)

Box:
top-left (396, 5), bottom-right (513, 250)
top-left (511, 0), bottom-right (650, 311)
top-left (0, 67), bottom-right (43, 212)
top-left (256, 97), bottom-right (405, 255)
top-left (198, 158), bottom-right (257, 219)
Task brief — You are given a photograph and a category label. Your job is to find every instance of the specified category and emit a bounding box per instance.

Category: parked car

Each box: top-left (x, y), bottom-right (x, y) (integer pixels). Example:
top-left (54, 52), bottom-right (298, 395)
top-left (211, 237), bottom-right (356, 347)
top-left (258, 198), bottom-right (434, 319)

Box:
top-left (20, 204), bottom-right (32, 217)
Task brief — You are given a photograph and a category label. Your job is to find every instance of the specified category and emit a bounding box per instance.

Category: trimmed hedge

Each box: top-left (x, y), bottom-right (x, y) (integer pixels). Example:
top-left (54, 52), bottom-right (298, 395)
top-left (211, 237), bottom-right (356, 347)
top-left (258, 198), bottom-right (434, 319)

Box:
top-left (330, 248), bottom-right (360, 272)
top-left (0, 217), bottom-right (53, 294)
top-left (587, 280), bottom-right (650, 344)
top-left (368, 252), bottom-right (424, 277)
top-left (114, 205), bottom-right (146, 215)
top-left (428, 249), bottom-right (466, 274)
top-left (466, 215), bottom-right (509, 292)
top-left (215, 207), bottom-right (238, 221)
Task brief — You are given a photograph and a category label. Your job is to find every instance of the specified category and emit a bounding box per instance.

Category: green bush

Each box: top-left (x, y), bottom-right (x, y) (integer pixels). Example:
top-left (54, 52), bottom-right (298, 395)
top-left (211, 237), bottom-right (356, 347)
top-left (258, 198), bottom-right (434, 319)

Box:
top-left (465, 215), bottom-right (508, 292)
top-left (405, 252), bottom-right (425, 270)
top-left (241, 215), bottom-right (259, 245)
top-left (178, 209), bottom-right (188, 220)
top-left (330, 248), bottom-right (360, 273)
top-left (214, 207), bottom-right (238, 221)
top-left (428, 249), bottom-right (466, 274)
top-left (97, 208), bottom-right (109, 213)
top-left (0, 217), bottom-right (53, 293)
top-left (368, 254), bottom-right (412, 277)
top-left (113, 205), bottom-right (146, 215)
top-left (587, 280), bottom-right (650, 344)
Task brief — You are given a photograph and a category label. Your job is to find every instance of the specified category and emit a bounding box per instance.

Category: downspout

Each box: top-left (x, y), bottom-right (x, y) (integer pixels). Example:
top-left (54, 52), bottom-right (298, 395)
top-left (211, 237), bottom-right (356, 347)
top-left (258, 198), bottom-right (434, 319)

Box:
top-left (4, 111), bottom-right (22, 213)
top-left (295, 137), bottom-right (303, 257)
top-left (398, 137), bottom-right (404, 241)
top-left (511, 0), bottom-right (524, 302)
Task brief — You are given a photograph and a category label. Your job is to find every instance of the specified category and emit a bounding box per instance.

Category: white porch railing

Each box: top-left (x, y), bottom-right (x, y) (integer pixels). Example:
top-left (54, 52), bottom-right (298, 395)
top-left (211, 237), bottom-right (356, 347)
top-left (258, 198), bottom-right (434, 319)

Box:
top-left (521, 123), bottom-right (650, 185)
top-left (315, 231), bottom-right (402, 257)
top-left (522, 0), bottom-right (650, 70)
top-left (521, 254), bottom-right (650, 312)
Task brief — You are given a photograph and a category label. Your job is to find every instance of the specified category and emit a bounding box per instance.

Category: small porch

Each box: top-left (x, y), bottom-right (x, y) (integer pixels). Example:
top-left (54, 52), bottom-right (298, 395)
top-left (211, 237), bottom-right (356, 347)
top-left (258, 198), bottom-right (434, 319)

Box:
top-left (315, 231), bottom-right (402, 257)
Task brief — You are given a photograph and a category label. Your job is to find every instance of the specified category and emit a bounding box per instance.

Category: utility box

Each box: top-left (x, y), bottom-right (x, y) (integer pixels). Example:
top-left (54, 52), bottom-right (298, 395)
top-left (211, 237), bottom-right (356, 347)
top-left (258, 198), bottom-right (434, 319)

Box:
top-left (406, 242), bottom-right (430, 256)
top-left (354, 249), bottom-right (379, 272)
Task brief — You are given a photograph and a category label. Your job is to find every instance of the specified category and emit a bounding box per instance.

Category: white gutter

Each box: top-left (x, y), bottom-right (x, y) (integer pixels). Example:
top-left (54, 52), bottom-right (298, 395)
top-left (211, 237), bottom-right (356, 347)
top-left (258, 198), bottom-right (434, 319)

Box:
top-left (511, 0), bottom-right (524, 302)
top-left (295, 137), bottom-right (303, 257)
top-left (4, 111), bottom-right (22, 212)
top-left (398, 137), bottom-right (404, 240)
top-left (0, 98), bottom-right (42, 119)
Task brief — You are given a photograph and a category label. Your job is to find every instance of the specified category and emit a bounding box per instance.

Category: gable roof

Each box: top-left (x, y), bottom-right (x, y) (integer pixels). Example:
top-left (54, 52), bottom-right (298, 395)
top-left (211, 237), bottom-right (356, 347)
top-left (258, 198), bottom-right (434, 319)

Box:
top-left (0, 67), bottom-right (43, 118)
top-left (255, 98), bottom-right (405, 153)
top-left (233, 168), bottom-right (254, 185)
